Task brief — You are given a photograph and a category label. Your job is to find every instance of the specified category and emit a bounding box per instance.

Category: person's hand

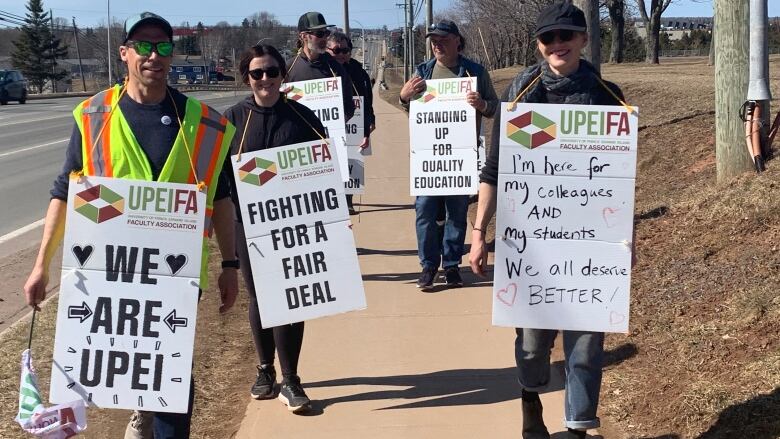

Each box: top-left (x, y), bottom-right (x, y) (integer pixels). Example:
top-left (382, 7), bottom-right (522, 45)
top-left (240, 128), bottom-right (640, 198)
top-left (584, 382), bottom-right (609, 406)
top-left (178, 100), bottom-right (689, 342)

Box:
top-left (24, 266), bottom-right (49, 311)
top-left (400, 76), bottom-right (425, 103)
top-left (218, 268), bottom-right (239, 314)
top-left (469, 230), bottom-right (489, 277)
top-left (279, 84), bottom-right (294, 95)
top-left (466, 91), bottom-right (487, 113)
top-left (359, 137), bottom-right (370, 149)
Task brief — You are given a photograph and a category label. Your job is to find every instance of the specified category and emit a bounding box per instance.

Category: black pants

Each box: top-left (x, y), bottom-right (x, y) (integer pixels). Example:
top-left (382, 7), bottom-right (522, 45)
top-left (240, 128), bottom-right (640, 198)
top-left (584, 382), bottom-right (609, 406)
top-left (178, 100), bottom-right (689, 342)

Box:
top-left (236, 223), bottom-right (304, 378)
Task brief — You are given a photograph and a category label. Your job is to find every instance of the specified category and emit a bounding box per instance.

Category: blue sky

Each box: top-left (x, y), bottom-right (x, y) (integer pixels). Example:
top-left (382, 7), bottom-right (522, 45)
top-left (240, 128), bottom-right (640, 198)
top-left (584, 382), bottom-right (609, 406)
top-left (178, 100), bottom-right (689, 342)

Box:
top-left (2, 0), bottom-right (777, 28)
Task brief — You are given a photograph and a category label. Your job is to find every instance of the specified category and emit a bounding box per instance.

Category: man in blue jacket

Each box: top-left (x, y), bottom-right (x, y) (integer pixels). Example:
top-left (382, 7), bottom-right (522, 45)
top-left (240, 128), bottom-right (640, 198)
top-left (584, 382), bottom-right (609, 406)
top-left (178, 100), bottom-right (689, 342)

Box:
top-left (399, 20), bottom-right (498, 290)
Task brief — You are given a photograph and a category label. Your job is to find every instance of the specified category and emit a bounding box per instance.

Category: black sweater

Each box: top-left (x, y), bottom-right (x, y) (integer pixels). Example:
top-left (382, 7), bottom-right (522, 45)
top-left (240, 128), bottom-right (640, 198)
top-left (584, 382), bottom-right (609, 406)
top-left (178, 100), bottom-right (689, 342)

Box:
top-left (286, 52), bottom-right (355, 120)
top-left (222, 95), bottom-right (327, 221)
top-left (343, 58), bottom-right (376, 135)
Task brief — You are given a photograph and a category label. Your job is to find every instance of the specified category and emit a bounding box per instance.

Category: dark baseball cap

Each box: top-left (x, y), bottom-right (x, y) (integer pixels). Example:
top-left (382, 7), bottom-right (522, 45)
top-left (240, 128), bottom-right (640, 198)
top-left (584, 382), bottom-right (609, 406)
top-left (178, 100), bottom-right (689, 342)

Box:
top-left (426, 20), bottom-right (460, 38)
top-left (298, 12), bottom-right (334, 32)
top-left (124, 12), bottom-right (173, 42)
top-left (534, 2), bottom-right (587, 37)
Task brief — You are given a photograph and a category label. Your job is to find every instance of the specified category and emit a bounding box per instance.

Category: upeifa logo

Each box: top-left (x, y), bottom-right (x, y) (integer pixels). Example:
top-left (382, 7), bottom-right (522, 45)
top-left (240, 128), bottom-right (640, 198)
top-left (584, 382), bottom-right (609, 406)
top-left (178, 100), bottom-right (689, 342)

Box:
top-left (416, 85), bottom-right (437, 103)
top-left (507, 111), bottom-right (557, 149)
top-left (239, 157), bottom-right (278, 186)
top-left (287, 87), bottom-right (305, 101)
top-left (74, 185), bottom-right (124, 223)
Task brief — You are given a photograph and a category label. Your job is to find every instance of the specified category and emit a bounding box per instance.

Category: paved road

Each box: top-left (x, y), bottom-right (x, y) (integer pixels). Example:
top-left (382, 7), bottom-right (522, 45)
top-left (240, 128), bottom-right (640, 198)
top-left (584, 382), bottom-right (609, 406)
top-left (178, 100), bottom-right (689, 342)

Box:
top-left (0, 91), bottom-right (247, 237)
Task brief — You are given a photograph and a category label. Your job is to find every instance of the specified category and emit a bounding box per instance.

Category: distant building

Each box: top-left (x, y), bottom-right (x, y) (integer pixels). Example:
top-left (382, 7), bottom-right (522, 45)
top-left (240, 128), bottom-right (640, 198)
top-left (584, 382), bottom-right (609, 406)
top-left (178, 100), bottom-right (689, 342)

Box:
top-left (168, 55), bottom-right (216, 84)
top-left (633, 16), bottom-right (712, 41)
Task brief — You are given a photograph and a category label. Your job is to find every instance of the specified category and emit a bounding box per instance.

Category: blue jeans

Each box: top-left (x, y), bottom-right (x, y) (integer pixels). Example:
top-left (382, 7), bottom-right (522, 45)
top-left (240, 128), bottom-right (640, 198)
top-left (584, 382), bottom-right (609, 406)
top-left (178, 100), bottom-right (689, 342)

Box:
top-left (415, 195), bottom-right (469, 270)
top-left (515, 329), bottom-right (604, 430)
top-left (151, 366), bottom-right (195, 438)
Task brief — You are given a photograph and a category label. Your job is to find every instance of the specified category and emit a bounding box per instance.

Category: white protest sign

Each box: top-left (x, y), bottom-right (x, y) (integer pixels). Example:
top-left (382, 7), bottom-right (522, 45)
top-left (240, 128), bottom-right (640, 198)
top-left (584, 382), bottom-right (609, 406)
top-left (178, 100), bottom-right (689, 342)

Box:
top-left (345, 96), bottom-right (368, 195)
top-left (232, 140), bottom-right (366, 327)
top-left (285, 78), bottom-right (350, 181)
top-left (493, 103), bottom-right (639, 333)
top-left (51, 176), bottom-right (204, 413)
top-left (409, 77), bottom-right (479, 196)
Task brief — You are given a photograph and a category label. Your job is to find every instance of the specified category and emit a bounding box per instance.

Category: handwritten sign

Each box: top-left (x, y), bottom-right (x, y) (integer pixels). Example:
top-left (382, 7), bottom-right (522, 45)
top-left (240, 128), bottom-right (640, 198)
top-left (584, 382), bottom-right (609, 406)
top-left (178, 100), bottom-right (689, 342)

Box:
top-left (232, 140), bottom-right (366, 327)
top-left (345, 96), bottom-right (367, 195)
top-left (409, 78), bottom-right (479, 196)
top-left (51, 176), bottom-right (205, 413)
top-left (285, 78), bottom-right (350, 182)
top-left (492, 103), bottom-right (639, 333)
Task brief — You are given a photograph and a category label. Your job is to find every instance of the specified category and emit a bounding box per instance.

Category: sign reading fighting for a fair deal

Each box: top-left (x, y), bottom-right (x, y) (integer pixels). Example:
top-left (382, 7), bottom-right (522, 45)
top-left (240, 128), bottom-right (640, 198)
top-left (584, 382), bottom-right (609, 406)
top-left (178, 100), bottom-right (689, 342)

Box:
top-left (345, 96), bottom-right (368, 195)
top-left (232, 140), bottom-right (366, 328)
top-left (51, 176), bottom-right (205, 413)
top-left (409, 77), bottom-right (479, 196)
top-left (493, 103), bottom-right (639, 333)
top-left (285, 78), bottom-right (350, 182)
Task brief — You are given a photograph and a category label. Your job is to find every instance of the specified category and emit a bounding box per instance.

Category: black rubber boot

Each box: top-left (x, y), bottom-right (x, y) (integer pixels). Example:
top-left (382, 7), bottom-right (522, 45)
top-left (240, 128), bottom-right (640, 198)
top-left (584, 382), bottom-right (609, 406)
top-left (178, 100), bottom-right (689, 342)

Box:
top-left (521, 390), bottom-right (550, 439)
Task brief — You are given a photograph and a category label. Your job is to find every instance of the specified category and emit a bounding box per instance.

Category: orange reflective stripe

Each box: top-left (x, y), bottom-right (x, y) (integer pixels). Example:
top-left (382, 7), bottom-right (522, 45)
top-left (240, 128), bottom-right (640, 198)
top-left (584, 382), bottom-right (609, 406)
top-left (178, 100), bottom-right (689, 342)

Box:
top-left (100, 88), bottom-right (114, 177)
top-left (202, 116), bottom-right (227, 188)
top-left (188, 103), bottom-right (208, 184)
top-left (81, 99), bottom-right (95, 175)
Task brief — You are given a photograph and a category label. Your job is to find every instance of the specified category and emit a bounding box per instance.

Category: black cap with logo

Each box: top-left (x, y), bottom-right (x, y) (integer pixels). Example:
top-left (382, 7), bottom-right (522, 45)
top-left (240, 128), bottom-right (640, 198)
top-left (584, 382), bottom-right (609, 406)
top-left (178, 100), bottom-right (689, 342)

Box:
top-left (298, 12), bottom-right (335, 32)
top-left (425, 20), bottom-right (461, 38)
top-left (534, 2), bottom-right (587, 37)
top-left (124, 12), bottom-right (173, 42)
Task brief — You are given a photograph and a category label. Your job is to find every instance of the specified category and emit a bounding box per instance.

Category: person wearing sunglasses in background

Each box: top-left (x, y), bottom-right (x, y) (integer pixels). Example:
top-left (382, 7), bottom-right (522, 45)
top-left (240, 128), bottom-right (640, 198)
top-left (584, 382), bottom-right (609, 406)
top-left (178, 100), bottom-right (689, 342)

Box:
top-left (326, 32), bottom-right (376, 215)
top-left (399, 20), bottom-right (498, 291)
top-left (222, 44), bottom-right (327, 415)
top-left (470, 3), bottom-right (629, 438)
top-left (22, 12), bottom-right (239, 439)
top-left (287, 12), bottom-right (355, 121)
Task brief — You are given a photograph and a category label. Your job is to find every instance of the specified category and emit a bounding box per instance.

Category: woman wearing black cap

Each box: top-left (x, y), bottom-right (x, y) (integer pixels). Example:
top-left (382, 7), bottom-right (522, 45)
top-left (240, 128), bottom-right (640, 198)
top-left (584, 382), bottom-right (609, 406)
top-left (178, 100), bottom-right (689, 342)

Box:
top-left (223, 43), bottom-right (328, 415)
top-left (469, 3), bottom-right (629, 438)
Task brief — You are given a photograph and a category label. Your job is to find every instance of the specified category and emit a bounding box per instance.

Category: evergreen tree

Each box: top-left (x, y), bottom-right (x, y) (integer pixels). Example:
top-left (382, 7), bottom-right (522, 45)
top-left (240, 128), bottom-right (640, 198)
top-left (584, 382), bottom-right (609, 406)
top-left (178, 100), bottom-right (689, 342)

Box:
top-left (11, 0), bottom-right (68, 93)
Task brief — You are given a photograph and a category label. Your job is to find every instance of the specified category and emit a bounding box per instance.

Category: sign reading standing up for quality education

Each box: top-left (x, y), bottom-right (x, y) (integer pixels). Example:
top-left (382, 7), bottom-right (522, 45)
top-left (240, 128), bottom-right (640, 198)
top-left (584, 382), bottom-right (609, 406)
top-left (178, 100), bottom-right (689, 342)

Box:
top-left (51, 176), bottom-right (205, 413)
top-left (493, 103), bottom-right (639, 333)
top-left (285, 78), bottom-right (350, 182)
top-left (344, 96), bottom-right (369, 195)
top-left (409, 77), bottom-right (479, 196)
top-left (232, 139), bottom-right (366, 328)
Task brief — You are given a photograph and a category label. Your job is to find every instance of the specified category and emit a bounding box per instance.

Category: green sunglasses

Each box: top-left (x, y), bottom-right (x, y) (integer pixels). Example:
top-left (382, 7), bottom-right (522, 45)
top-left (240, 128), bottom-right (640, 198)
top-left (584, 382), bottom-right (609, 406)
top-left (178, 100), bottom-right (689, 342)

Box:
top-left (126, 40), bottom-right (174, 57)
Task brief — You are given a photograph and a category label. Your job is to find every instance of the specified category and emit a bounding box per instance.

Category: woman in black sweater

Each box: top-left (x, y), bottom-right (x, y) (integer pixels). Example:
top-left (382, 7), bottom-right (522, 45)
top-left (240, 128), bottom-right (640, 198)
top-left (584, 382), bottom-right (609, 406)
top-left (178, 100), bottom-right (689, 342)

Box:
top-left (223, 44), bottom-right (326, 414)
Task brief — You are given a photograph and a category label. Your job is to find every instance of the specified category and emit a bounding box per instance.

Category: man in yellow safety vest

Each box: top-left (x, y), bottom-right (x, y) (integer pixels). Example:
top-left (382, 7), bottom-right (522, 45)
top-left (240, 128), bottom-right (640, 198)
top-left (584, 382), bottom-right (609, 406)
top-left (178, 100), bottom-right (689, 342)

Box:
top-left (23, 12), bottom-right (237, 438)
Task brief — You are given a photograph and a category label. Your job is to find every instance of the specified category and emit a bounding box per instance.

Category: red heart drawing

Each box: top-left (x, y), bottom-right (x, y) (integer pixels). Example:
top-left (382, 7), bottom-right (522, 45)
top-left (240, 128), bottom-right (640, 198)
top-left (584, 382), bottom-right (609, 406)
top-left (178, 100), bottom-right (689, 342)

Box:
top-left (496, 283), bottom-right (518, 307)
top-left (609, 311), bottom-right (626, 325)
top-left (602, 207), bottom-right (619, 228)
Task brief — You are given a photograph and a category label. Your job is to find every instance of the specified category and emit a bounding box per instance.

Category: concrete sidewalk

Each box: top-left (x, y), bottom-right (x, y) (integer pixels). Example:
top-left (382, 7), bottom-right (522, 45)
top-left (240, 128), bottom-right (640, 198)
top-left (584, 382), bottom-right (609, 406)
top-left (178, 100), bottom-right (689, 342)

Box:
top-left (235, 95), bottom-right (600, 438)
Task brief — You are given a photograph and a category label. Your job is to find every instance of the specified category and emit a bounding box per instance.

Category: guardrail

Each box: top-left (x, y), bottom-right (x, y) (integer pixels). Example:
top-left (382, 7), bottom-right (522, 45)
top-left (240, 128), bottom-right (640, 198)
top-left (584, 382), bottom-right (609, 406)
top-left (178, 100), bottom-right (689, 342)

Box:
top-left (172, 84), bottom-right (244, 92)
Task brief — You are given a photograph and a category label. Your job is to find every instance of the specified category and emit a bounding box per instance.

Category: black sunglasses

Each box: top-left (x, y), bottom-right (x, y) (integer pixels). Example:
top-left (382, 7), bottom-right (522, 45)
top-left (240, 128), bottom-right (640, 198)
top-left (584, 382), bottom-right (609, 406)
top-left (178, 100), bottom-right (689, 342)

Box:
top-left (538, 29), bottom-right (575, 45)
top-left (248, 66), bottom-right (281, 80)
top-left (306, 29), bottom-right (330, 38)
top-left (328, 47), bottom-right (351, 54)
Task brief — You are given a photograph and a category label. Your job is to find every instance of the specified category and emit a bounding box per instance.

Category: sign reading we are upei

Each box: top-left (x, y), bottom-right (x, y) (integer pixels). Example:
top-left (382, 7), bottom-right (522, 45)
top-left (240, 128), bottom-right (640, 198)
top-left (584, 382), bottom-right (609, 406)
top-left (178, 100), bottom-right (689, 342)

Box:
top-left (409, 77), bottom-right (479, 196)
top-left (493, 103), bottom-right (639, 334)
top-left (232, 139), bottom-right (366, 328)
top-left (285, 78), bottom-right (350, 182)
top-left (51, 176), bottom-right (205, 413)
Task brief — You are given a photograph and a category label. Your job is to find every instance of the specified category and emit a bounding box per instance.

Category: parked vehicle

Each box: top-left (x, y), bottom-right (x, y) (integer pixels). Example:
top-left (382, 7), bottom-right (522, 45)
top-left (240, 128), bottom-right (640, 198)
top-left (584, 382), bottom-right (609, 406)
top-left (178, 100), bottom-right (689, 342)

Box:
top-left (0, 70), bottom-right (28, 105)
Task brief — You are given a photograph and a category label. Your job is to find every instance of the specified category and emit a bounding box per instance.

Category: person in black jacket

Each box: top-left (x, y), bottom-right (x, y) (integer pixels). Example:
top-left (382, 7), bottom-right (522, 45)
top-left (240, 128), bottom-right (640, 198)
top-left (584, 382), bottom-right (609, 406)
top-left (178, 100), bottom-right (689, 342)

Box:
top-left (469, 3), bottom-right (631, 439)
top-left (287, 11), bottom-right (355, 120)
top-left (223, 44), bottom-right (327, 415)
top-left (326, 31), bottom-right (376, 214)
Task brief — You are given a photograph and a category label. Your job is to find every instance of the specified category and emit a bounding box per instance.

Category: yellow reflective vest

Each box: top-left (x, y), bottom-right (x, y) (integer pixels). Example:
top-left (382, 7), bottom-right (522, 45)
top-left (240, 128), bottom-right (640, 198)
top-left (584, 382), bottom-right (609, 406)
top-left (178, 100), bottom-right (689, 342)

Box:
top-left (73, 85), bottom-right (235, 287)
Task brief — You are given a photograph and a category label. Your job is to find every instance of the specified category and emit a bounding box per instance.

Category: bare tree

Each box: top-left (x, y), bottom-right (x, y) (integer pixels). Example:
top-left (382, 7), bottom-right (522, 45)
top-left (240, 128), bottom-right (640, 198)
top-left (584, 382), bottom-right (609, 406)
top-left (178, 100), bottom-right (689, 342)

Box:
top-left (635, 0), bottom-right (673, 63)
top-left (574, 0), bottom-right (601, 70)
top-left (605, 0), bottom-right (625, 63)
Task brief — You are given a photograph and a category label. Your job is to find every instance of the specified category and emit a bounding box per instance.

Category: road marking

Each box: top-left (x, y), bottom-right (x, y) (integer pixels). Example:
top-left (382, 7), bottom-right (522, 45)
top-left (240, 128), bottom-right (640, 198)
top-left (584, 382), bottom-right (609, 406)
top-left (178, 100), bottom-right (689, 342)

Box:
top-left (0, 218), bottom-right (45, 245)
top-left (0, 113), bottom-right (71, 128)
top-left (0, 137), bottom-right (69, 159)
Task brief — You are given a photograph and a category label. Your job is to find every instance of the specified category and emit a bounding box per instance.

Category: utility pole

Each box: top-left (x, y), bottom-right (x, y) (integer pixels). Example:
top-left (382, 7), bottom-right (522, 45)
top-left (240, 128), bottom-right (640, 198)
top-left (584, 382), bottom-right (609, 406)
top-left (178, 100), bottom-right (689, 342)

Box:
top-left (408, 0), bottom-right (414, 79)
top-left (426, 0), bottom-right (432, 59)
top-left (50, 9), bottom-right (56, 92)
top-left (343, 0), bottom-right (350, 36)
top-left (107, 0), bottom-right (112, 85)
top-left (714, 0), bottom-right (751, 181)
top-left (573, 0), bottom-right (601, 72)
top-left (72, 17), bottom-right (87, 92)
top-left (398, 1), bottom-right (409, 82)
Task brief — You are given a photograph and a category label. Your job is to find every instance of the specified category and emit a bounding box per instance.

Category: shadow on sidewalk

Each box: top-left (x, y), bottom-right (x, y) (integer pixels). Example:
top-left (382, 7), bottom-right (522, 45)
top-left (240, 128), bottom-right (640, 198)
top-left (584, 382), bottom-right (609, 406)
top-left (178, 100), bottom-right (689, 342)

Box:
top-left (355, 203), bottom-right (414, 214)
top-left (361, 268), bottom-right (494, 289)
top-left (357, 247), bottom-right (419, 257)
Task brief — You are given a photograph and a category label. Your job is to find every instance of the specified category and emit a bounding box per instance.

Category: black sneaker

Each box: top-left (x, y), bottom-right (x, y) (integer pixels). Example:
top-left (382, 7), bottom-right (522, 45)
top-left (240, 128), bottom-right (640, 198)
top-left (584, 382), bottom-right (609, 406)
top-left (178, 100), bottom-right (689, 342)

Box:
top-left (278, 375), bottom-right (311, 413)
top-left (416, 268), bottom-right (437, 290)
top-left (251, 364), bottom-right (277, 400)
top-left (444, 267), bottom-right (463, 288)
